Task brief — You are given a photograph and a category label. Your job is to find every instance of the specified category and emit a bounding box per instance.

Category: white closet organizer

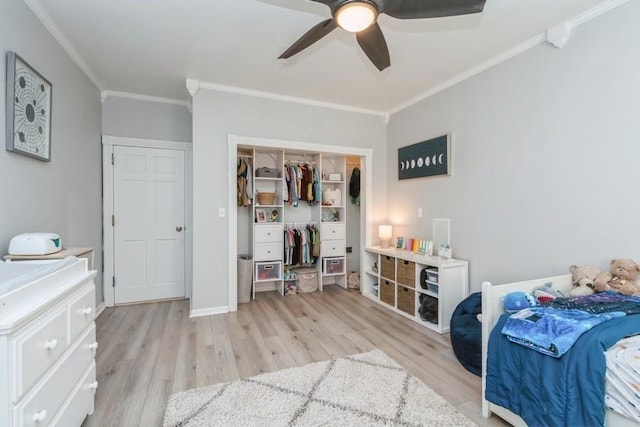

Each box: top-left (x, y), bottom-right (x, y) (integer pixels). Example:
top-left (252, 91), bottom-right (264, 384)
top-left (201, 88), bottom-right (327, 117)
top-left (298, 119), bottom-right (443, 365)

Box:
top-left (243, 147), bottom-right (349, 297)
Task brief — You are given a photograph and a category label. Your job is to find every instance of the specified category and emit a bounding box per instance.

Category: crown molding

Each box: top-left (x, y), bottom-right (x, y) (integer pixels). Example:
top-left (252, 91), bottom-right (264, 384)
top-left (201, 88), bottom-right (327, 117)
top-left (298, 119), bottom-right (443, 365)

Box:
top-left (389, 0), bottom-right (630, 116)
top-left (101, 90), bottom-right (191, 110)
top-left (389, 33), bottom-right (546, 116)
top-left (23, 0), bottom-right (103, 90)
top-left (194, 80), bottom-right (388, 119)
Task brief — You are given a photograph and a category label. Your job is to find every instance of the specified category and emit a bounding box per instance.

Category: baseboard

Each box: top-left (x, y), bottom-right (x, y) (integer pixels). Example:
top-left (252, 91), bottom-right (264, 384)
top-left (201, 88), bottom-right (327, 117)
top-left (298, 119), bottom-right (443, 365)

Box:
top-left (190, 305), bottom-right (229, 318)
top-left (95, 302), bottom-right (106, 318)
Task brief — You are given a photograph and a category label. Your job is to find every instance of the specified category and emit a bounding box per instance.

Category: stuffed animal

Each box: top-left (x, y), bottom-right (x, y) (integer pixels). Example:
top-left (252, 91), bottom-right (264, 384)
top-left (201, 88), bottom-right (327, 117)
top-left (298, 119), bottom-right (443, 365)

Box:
top-left (607, 259), bottom-right (640, 296)
top-left (593, 271), bottom-right (613, 293)
top-left (503, 292), bottom-right (538, 312)
top-left (532, 282), bottom-right (564, 304)
top-left (569, 265), bottom-right (601, 296)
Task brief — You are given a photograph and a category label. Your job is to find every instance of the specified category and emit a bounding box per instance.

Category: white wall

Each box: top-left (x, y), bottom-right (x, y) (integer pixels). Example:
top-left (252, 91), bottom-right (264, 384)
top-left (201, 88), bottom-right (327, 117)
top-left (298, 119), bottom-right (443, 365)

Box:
top-left (102, 96), bottom-right (192, 142)
top-left (386, 1), bottom-right (640, 291)
top-left (191, 90), bottom-right (386, 312)
top-left (0, 0), bottom-right (103, 303)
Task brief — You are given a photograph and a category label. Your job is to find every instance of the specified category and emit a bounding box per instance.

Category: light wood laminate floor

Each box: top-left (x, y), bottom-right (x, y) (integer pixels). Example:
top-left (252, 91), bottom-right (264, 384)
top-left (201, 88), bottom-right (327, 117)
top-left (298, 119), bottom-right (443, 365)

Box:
top-left (83, 285), bottom-right (508, 427)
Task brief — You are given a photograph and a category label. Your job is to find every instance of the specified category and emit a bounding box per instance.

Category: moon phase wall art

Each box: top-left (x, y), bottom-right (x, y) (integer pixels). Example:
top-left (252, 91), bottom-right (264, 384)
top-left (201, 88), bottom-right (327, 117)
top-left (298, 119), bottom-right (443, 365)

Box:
top-left (398, 134), bottom-right (450, 180)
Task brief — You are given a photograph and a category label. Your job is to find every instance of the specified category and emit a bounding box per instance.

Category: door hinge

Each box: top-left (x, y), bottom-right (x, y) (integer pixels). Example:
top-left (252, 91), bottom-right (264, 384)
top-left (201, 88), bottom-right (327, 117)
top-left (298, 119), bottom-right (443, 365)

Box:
top-left (111, 215), bottom-right (115, 226)
top-left (111, 153), bottom-right (114, 165)
top-left (112, 276), bottom-right (116, 288)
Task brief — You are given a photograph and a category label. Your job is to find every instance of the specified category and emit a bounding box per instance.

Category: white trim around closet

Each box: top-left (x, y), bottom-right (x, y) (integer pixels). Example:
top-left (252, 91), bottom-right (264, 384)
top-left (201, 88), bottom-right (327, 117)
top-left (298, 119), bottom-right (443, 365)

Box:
top-left (227, 134), bottom-right (373, 312)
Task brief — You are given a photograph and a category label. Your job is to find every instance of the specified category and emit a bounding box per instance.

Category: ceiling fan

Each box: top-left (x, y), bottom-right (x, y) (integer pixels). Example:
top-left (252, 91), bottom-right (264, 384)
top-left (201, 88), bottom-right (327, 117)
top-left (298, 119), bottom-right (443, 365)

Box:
top-left (279, 0), bottom-right (487, 71)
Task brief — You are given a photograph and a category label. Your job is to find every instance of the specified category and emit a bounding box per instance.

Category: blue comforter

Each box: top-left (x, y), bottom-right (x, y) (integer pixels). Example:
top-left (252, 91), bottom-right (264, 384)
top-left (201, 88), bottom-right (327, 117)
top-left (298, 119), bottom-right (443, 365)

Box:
top-left (486, 313), bottom-right (640, 427)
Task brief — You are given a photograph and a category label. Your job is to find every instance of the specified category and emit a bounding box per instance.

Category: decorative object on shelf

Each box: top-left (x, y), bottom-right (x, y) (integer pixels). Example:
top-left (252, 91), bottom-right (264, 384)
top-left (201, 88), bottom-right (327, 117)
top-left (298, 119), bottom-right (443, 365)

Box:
top-left (433, 218), bottom-right (450, 254)
top-left (256, 191), bottom-right (276, 205)
top-left (438, 244), bottom-right (452, 259)
top-left (396, 237), bottom-right (404, 249)
top-left (379, 224), bottom-right (392, 249)
top-left (270, 209), bottom-right (279, 222)
top-left (322, 187), bottom-right (341, 206)
top-left (256, 209), bottom-right (266, 223)
top-left (398, 134), bottom-right (450, 180)
top-left (5, 51), bottom-right (52, 161)
top-left (328, 173), bottom-right (342, 181)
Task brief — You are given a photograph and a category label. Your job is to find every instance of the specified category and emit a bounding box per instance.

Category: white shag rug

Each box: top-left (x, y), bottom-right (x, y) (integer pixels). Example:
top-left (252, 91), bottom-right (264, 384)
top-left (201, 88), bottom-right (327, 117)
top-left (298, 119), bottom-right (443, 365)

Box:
top-left (164, 349), bottom-right (477, 427)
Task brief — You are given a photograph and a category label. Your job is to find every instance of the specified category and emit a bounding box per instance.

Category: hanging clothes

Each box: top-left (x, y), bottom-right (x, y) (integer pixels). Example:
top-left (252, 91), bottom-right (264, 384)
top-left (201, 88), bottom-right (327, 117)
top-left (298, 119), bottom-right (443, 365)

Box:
top-left (237, 159), bottom-right (251, 206)
top-left (349, 166), bottom-right (361, 206)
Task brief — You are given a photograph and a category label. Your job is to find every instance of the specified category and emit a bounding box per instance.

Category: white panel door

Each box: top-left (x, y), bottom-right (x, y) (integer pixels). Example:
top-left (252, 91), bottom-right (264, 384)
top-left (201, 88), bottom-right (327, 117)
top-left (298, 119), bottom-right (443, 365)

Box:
top-left (113, 146), bottom-right (185, 304)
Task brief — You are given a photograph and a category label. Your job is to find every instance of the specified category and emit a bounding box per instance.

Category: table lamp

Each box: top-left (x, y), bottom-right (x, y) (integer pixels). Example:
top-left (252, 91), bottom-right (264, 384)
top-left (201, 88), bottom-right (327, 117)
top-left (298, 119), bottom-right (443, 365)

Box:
top-left (379, 225), bottom-right (392, 249)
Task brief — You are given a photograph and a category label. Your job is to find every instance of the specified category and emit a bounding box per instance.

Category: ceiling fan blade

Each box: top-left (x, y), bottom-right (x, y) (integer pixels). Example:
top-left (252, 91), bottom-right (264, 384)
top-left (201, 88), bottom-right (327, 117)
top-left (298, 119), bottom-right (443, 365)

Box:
top-left (383, 0), bottom-right (486, 19)
top-left (278, 19), bottom-right (337, 59)
top-left (356, 22), bottom-right (390, 71)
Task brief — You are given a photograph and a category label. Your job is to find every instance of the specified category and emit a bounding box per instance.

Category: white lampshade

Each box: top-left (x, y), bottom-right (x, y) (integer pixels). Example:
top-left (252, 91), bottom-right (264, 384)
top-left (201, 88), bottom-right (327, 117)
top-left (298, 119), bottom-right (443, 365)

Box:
top-left (379, 224), bottom-right (392, 248)
top-left (335, 1), bottom-right (377, 33)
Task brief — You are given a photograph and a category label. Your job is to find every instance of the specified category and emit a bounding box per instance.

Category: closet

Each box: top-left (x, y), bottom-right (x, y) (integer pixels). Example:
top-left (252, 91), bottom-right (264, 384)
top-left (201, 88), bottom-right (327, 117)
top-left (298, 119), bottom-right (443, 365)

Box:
top-left (237, 145), bottom-right (362, 299)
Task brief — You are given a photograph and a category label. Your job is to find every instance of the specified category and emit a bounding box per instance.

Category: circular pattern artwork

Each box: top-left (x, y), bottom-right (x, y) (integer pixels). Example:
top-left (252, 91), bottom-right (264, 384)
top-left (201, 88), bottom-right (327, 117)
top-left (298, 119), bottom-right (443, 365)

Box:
top-left (6, 52), bottom-right (52, 161)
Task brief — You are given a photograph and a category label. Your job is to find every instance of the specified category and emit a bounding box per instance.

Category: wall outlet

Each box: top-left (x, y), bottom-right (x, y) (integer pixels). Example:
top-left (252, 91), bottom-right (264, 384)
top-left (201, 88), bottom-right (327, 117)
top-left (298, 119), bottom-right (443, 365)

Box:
top-left (219, 208), bottom-right (225, 217)
top-left (417, 208), bottom-right (423, 218)
top-left (346, 246), bottom-right (352, 253)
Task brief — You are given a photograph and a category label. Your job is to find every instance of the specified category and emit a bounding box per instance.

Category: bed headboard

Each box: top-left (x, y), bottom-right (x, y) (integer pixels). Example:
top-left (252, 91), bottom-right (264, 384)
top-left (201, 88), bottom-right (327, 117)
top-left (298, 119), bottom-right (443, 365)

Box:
top-left (480, 273), bottom-right (573, 418)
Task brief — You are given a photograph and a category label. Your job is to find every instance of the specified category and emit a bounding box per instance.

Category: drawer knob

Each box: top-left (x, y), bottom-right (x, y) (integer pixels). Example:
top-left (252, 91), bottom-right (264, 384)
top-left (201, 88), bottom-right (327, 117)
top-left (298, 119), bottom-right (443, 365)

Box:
top-left (89, 381), bottom-right (99, 391)
top-left (88, 342), bottom-right (99, 351)
top-left (33, 410), bottom-right (48, 422)
top-left (45, 339), bottom-right (58, 350)
top-left (82, 307), bottom-right (93, 316)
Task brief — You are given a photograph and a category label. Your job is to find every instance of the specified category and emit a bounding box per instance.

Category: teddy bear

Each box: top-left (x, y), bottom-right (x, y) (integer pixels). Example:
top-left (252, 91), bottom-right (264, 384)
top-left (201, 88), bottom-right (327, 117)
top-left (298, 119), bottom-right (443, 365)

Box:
top-left (569, 264), bottom-right (601, 296)
top-left (592, 271), bottom-right (613, 293)
top-left (607, 259), bottom-right (640, 296)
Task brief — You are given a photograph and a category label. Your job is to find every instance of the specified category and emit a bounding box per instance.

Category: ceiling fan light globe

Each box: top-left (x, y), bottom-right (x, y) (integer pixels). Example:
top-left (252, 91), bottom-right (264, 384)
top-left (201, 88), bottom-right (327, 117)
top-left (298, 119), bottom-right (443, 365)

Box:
top-left (335, 2), bottom-right (377, 33)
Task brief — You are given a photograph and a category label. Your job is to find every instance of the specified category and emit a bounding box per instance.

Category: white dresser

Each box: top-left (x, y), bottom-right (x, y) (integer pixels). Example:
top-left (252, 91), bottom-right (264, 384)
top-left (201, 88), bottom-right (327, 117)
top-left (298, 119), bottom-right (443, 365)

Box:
top-left (0, 258), bottom-right (98, 426)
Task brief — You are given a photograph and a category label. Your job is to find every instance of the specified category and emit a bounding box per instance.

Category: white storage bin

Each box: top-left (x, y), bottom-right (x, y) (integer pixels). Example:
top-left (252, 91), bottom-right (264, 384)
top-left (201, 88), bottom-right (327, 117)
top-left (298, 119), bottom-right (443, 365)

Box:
top-left (255, 262), bottom-right (282, 281)
top-left (323, 257), bottom-right (345, 275)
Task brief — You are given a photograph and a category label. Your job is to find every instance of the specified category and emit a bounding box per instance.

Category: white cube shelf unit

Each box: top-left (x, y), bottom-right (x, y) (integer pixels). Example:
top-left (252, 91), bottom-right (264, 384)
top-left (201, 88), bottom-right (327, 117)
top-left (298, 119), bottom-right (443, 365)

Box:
top-left (363, 247), bottom-right (469, 334)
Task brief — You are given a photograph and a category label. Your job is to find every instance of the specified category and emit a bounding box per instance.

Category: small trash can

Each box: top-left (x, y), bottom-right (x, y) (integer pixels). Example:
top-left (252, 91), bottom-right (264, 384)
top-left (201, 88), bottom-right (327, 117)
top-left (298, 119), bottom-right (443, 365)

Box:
top-left (237, 254), bottom-right (252, 303)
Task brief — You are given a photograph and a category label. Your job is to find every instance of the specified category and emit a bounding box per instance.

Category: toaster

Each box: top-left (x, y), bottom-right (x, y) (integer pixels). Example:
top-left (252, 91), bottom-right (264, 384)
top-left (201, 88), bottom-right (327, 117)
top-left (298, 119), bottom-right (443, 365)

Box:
top-left (8, 233), bottom-right (62, 255)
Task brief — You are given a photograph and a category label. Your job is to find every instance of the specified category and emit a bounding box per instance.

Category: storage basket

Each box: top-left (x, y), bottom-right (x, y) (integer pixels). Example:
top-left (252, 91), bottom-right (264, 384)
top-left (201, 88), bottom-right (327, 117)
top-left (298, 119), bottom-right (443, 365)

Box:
top-left (380, 279), bottom-right (395, 306)
top-left (381, 256), bottom-right (395, 280)
top-left (397, 285), bottom-right (415, 315)
top-left (397, 260), bottom-right (415, 288)
top-left (293, 267), bottom-right (318, 293)
top-left (256, 192), bottom-right (276, 205)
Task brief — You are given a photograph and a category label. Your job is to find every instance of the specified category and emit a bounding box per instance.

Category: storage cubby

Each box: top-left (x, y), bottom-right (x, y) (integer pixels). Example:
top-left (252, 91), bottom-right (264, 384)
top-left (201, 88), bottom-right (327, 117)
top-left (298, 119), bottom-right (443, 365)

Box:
top-left (364, 247), bottom-right (469, 334)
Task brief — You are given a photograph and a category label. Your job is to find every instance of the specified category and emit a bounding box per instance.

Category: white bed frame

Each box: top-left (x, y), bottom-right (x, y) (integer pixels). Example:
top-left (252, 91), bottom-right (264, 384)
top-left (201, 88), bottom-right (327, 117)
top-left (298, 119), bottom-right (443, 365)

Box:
top-left (481, 274), bottom-right (639, 427)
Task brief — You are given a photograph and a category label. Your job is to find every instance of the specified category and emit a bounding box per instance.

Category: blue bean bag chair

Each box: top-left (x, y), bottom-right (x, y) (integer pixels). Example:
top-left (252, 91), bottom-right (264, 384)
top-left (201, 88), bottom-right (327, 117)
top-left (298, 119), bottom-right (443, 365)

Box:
top-left (450, 292), bottom-right (482, 377)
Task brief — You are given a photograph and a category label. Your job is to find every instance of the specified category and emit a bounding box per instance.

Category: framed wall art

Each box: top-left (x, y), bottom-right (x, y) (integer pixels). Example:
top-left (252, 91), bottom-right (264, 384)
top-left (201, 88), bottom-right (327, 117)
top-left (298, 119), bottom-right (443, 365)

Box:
top-left (5, 51), bottom-right (52, 161)
top-left (398, 134), bottom-right (450, 180)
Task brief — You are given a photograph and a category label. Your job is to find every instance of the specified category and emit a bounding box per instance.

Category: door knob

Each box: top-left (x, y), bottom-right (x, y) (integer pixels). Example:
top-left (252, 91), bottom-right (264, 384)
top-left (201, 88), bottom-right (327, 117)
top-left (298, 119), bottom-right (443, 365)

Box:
top-left (176, 226), bottom-right (183, 232)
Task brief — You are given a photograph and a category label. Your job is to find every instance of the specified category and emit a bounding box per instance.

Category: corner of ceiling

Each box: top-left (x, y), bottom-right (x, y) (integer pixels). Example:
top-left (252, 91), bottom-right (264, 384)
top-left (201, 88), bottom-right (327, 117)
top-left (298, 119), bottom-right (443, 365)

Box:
top-left (387, 0), bottom-right (632, 119)
top-left (23, 0), bottom-right (103, 91)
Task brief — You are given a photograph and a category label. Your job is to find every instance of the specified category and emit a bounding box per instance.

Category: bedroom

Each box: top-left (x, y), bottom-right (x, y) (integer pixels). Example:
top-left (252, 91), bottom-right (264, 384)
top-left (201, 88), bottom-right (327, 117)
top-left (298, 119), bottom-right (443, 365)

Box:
top-left (1, 0), bottom-right (639, 425)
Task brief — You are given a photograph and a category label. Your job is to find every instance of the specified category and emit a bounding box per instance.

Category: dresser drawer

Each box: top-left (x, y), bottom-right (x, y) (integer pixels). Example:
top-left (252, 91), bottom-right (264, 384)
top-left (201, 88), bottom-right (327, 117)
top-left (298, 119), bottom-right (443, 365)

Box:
top-left (68, 285), bottom-right (95, 343)
top-left (254, 224), bottom-right (283, 243)
top-left (254, 243), bottom-right (283, 261)
top-left (15, 325), bottom-right (95, 427)
top-left (51, 362), bottom-right (97, 427)
top-left (15, 307), bottom-right (68, 399)
top-left (320, 240), bottom-right (345, 257)
top-left (320, 223), bottom-right (345, 240)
